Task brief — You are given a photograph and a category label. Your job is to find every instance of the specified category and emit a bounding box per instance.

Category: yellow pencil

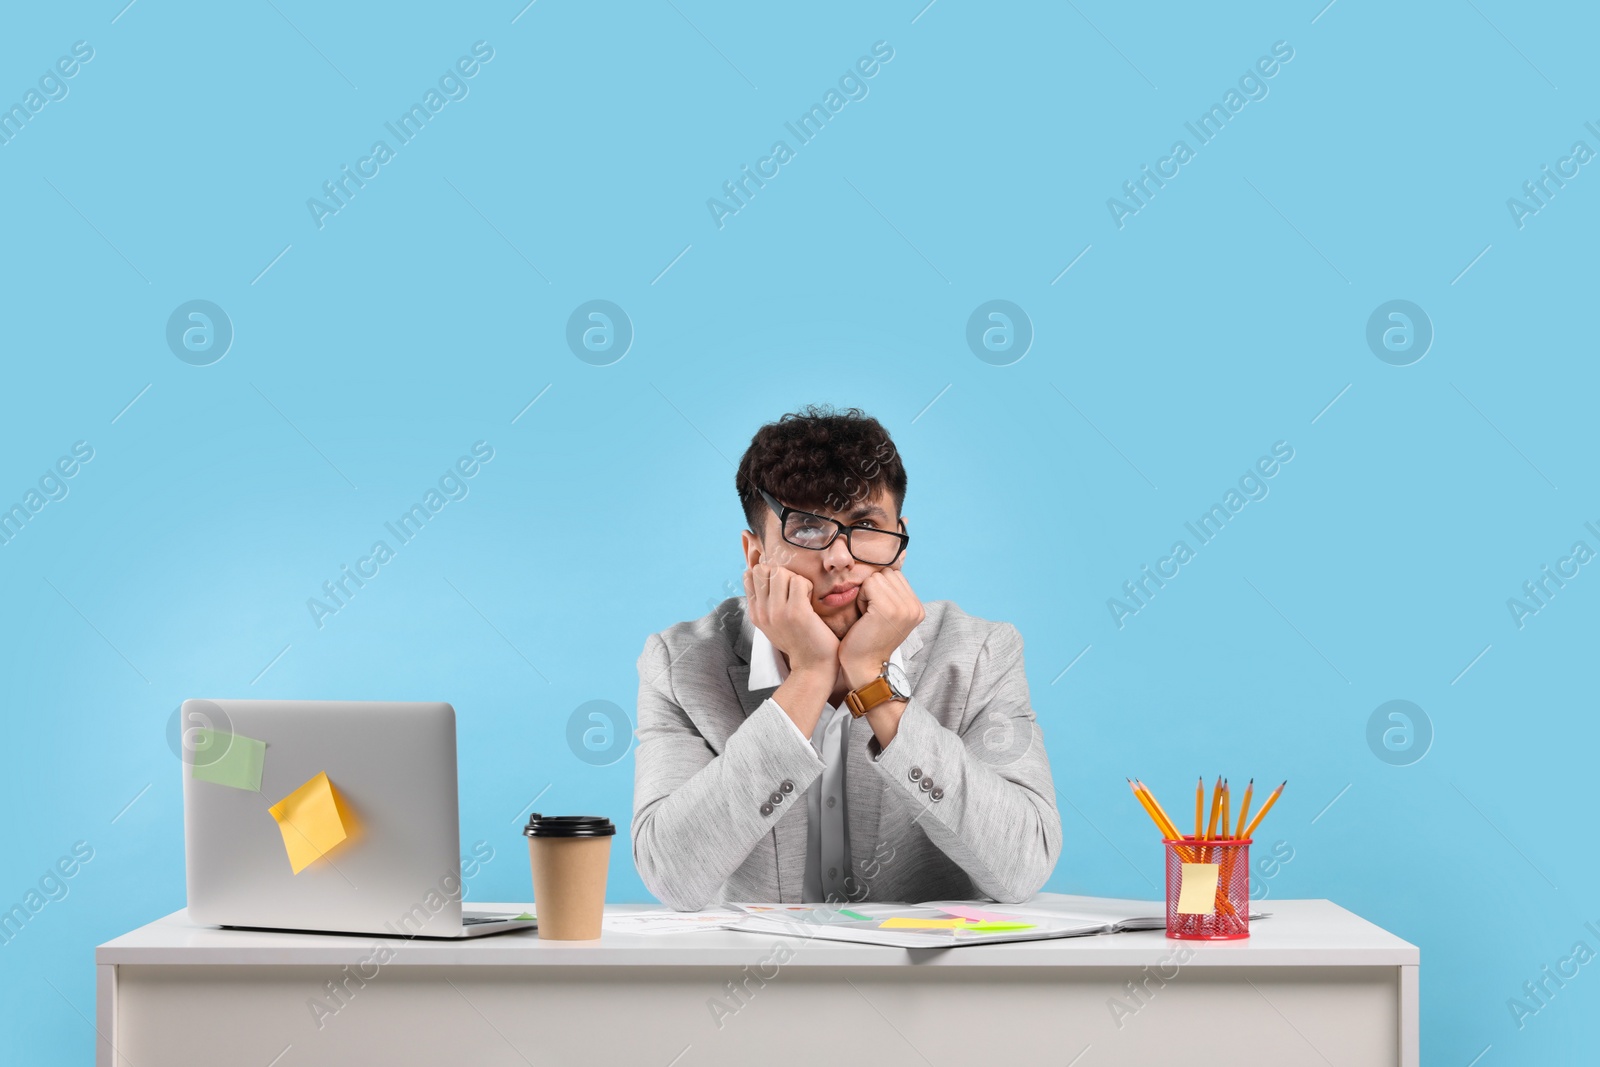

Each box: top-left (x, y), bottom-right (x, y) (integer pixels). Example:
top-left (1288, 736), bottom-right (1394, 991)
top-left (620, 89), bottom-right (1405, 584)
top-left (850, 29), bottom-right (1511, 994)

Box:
top-left (1205, 775), bottom-right (1223, 840)
top-left (1131, 779), bottom-right (1198, 863)
top-left (1126, 778), bottom-right (1168, 835)
top-left (1240, 780), bottom-right (1287, 840)
top-left (1131, 779), bottom-right (1174, 836)
top-left (1234, 778), bottom-right (1255, 840)
top-left (1135, 779), bottom-right (1181, 839)
top-left (1195, 776), bottom-right (1204, 840)
top-left (1220, 779), bottom-right (1230, 840)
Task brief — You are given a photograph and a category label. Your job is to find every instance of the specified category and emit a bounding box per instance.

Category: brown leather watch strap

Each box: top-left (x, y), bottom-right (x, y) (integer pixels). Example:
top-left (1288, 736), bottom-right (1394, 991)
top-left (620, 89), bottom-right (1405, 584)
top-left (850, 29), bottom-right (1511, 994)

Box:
top-left (845, 675), bottom-right (893, 718)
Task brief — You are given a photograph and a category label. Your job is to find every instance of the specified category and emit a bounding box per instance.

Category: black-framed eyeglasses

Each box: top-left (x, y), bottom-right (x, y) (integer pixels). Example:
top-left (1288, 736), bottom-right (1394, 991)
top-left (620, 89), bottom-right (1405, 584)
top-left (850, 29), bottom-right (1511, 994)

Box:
top-left (757, 486), bottom-right (909, 566)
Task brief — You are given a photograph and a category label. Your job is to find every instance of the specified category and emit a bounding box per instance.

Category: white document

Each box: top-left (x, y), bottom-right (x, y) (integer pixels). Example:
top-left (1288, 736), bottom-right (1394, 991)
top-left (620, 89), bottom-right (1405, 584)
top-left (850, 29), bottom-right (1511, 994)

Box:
top-left (601, 910), bottom-right (744, 935)
top-left (722, 895), bottom-right (1267, 948)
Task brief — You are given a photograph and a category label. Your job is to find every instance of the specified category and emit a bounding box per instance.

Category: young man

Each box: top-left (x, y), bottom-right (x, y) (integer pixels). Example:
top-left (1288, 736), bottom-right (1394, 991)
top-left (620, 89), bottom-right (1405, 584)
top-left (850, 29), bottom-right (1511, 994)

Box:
top-left (632, 405), bottom-right (1060, 910)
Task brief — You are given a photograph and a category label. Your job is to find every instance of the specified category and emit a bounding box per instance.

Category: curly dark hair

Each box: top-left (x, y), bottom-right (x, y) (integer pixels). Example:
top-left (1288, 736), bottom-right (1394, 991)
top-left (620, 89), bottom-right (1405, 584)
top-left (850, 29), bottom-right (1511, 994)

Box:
top-left (735, 405), bottom-right (907, 541)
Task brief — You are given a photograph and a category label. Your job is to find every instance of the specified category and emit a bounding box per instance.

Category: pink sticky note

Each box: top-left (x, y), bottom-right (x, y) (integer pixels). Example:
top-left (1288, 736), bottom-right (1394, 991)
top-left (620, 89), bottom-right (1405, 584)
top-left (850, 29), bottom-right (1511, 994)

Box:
top-left (937, 905), bottom-right (1016, 922)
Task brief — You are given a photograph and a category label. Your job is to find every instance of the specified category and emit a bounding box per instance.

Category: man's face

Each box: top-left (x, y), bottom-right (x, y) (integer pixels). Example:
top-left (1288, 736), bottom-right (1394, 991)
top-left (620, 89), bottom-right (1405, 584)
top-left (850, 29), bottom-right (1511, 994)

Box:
top-left (740, 486), bottom-right (908, 633)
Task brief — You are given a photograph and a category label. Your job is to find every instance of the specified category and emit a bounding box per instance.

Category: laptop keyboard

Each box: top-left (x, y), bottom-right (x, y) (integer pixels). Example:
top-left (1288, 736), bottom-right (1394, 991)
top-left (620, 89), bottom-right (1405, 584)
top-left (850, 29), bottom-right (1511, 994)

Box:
top-left (462, 915), bottom-right (511, 925)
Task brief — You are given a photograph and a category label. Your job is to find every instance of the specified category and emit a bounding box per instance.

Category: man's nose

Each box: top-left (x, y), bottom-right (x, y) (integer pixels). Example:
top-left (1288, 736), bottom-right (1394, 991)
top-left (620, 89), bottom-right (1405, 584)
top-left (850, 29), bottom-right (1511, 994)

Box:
top-left (823, 533), bottom-right (855, 570)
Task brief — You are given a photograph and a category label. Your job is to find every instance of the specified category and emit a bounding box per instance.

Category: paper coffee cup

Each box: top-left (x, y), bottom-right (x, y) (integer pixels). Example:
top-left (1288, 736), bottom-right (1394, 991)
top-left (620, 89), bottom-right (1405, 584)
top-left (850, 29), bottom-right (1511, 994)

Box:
top-left (523, 814), bottom-right (614, 940)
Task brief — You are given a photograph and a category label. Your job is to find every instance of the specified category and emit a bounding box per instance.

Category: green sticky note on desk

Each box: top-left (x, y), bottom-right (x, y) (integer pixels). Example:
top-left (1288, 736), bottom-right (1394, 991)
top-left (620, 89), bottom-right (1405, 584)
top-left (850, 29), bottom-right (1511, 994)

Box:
top-left (515, 912), bottom-right (534, 920)
top-left (961, 921), bottom-right (1036, 932)
top-left (189, 728), bottom-right (266, 791)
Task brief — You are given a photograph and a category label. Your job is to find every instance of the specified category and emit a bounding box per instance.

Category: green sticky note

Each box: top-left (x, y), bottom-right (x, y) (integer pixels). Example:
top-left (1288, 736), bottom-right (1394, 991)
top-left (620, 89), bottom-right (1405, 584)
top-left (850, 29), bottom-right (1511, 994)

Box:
top-left (514, 912), bottom-right (534, 920)
top-left (838, 910), bottom-right (870, 921)
top-left (963, 921), bottom-right (1036, 932)
top-left (189, 728), bottom-right (266, 791)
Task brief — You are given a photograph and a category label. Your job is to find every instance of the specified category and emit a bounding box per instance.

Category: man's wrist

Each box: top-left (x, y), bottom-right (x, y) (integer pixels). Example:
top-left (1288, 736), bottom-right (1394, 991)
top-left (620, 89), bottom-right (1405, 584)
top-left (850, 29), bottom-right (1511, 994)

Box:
top-left (843, 656), bottom-right (907, 748)
top-left (842, 657), bottom-right (889, 691)
top-left (772, 658), bottom-right (837, 740)
top-left (865, 698), bottom-right (908, 748)
top-left (789, 658), bottom-right (838, 682)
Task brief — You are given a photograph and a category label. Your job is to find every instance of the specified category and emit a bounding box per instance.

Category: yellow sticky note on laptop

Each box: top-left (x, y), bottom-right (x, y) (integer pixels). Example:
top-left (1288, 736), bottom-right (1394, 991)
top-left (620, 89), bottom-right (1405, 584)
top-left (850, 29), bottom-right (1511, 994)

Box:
top-left (1177, 862), bottom-right (1220, 915)
top-left (880, 917), bottom-right (972, 929)
top-left (268, 772), bottom-right (348, 874)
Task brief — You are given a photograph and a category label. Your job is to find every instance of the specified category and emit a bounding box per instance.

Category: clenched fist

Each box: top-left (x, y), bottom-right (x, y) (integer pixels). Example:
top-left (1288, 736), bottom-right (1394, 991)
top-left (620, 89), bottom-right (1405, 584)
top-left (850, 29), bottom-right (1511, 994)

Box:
top-left (838, 568), bottom-right (926, 687)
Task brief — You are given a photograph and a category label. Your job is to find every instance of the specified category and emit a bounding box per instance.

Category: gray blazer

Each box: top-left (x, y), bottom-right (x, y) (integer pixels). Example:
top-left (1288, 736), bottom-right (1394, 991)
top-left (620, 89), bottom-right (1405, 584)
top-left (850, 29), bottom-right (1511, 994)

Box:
top-left (632, 596), bottom-right (1061, 910)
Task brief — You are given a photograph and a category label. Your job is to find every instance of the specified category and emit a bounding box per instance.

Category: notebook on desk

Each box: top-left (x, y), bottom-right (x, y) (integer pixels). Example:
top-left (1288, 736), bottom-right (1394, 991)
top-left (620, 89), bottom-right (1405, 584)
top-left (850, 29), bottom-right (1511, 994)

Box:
top-left (726, 894), bottom-right (1268, 948)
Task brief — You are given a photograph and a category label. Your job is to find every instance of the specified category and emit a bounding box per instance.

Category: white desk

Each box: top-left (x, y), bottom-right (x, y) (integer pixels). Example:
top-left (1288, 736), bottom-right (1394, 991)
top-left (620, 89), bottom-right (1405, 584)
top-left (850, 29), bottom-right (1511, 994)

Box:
top-left (96, 895), bottom-right (1418, 1066)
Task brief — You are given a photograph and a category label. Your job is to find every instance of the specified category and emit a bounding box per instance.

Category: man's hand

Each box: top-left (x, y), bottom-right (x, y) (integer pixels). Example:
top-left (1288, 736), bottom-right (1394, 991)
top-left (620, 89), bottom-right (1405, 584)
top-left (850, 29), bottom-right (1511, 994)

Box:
top-left (838, 568), bottom-right (925, 689)
top-left (743, 562), bottom-right (838, 674)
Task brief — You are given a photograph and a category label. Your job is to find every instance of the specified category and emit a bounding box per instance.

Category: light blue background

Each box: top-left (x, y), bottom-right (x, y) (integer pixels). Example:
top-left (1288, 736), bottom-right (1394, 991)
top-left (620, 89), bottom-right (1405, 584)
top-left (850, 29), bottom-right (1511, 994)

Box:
top-left (2, 1), bottom-right (1594, 1063)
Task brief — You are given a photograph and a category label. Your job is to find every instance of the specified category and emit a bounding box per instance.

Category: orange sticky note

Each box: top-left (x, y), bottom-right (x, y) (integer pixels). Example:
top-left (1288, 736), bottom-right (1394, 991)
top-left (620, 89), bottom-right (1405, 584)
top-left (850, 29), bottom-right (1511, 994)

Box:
top-left (268, 772), bottom-right (348, 874)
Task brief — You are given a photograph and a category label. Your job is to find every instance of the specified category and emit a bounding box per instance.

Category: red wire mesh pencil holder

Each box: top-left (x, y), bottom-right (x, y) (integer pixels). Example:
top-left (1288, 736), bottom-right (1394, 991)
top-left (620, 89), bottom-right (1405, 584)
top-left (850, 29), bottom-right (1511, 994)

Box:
top-left (1163, 838), bottom-right (1250, 940)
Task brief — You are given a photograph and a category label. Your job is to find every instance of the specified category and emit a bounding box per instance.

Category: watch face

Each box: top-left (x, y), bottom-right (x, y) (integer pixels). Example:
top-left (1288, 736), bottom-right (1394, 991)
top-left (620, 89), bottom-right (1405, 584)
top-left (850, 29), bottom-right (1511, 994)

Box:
top-left (885, 661), bottom-right (910, 699)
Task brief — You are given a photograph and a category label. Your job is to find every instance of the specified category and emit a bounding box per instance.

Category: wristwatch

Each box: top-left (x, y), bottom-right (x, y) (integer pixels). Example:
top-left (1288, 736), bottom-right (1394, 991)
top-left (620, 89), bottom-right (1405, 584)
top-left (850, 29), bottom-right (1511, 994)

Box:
top-left (845, 660), bottom-right (911, 718)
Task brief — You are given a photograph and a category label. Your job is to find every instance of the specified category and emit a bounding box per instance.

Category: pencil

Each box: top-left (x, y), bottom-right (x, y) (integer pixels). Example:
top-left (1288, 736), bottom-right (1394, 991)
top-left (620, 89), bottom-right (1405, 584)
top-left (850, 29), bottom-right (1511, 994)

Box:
top-left (1128, 778), bottom-right (1178, 839)
top-left (1205, 775), bottom-right (1223, 840)
top-left (1240, 780), bottom-right (1287, 840)
top-left (1195, 776), bottom-right (1204, 839)
top-left (1131, 779), bottom-right (1199, 864)
top-left (1135, 779), bottom-right (1181, 839)
top-left (1221, 779), bottom-right (1230, 841)
top-left (1234, 778), bottom-right (1255, 840)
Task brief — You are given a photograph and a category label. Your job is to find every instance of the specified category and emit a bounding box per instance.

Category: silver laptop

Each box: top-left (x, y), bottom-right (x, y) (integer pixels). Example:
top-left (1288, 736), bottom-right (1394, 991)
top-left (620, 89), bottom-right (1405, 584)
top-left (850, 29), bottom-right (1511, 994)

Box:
top-left (181, 699), bottom-right (535, 939)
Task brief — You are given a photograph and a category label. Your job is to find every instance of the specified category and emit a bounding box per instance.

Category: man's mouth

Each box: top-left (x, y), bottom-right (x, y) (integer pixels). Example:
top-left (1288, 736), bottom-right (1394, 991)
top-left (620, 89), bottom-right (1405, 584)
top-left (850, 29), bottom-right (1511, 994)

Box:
top-left (821, 584), bottom-right (860, 607)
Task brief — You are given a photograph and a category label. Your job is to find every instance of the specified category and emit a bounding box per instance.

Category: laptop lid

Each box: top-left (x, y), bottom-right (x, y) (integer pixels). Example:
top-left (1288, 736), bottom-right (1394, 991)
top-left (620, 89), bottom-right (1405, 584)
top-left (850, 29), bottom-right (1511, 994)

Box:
top-left (182, 699), bottom-right (468, 938)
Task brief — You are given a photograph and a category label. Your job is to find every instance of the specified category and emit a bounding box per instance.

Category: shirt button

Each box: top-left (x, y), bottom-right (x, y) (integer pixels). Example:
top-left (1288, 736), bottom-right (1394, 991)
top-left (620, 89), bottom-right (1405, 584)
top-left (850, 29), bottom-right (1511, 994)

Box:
top-left (828, 867), bottom-right (838, 880)
top-left (760, 802), bottom-right (773, 816)
top-left (780, 780), bottom-right (795, 794)
top-left (909, 767), bottom-right (923, 781)
top-left (919, 778), bottom-right (933, 792)
top-left (770, 791), bottom-right (784, 805)
top-left (931, 787), bottom-right (944, 801)
top-left (827, 795), bottom-right (837, 809)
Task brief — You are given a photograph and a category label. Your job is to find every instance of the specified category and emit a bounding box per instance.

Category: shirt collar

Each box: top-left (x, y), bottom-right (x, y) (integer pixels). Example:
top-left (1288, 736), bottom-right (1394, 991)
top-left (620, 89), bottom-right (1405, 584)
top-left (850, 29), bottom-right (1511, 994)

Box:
top-left (749, 621), bottom-right (907, 690)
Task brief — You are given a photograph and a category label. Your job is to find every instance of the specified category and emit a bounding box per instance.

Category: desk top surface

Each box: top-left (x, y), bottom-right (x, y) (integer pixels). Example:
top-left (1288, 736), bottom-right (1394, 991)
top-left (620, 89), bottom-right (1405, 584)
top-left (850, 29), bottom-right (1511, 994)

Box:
top-left (98, 895), bottom-right (1418, 968)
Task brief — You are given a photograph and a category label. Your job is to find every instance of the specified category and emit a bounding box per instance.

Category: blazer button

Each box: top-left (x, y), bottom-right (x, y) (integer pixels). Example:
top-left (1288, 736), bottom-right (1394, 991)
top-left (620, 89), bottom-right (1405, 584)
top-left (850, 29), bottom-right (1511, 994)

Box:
top-left (909, 767), bottom-right (923, 781)
top-left (760, 802), bottom-right (773, 816)
top-left (931, 787), bottom-right (944, 801)
top-left (770, 791), bottom-right (784, 805)
top-left (779, 780), bottom-right (795, 794)
top-left (919, 778), bottom-right (933, 792)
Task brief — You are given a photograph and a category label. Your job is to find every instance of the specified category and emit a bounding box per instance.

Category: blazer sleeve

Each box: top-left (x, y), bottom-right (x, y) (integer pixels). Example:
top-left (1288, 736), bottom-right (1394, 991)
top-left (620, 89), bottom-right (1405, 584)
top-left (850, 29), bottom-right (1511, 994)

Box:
top-left (630, 632), bottom-right (824, 910)
top-left (866, 621), bottom-right (1062, 902)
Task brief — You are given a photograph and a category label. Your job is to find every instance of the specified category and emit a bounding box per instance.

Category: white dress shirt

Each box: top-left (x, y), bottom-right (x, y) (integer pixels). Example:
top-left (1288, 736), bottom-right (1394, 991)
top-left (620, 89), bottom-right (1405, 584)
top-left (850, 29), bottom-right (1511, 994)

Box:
top-left (749, 627), bottom-right (908, 904)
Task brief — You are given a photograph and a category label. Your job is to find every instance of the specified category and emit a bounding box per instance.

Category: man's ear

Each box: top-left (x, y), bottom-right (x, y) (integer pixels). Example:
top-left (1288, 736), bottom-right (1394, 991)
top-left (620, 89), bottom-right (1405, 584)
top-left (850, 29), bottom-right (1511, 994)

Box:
top-left (893, 515), bottom-right (909, 569)
top-left (741, 529), bottom-right (763, 567)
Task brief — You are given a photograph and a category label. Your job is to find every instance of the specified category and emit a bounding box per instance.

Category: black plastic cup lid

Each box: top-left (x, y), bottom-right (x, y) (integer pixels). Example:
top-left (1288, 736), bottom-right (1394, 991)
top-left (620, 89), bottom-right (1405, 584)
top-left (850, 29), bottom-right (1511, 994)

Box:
top-left (523, 813), bottom-right (615, 838)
